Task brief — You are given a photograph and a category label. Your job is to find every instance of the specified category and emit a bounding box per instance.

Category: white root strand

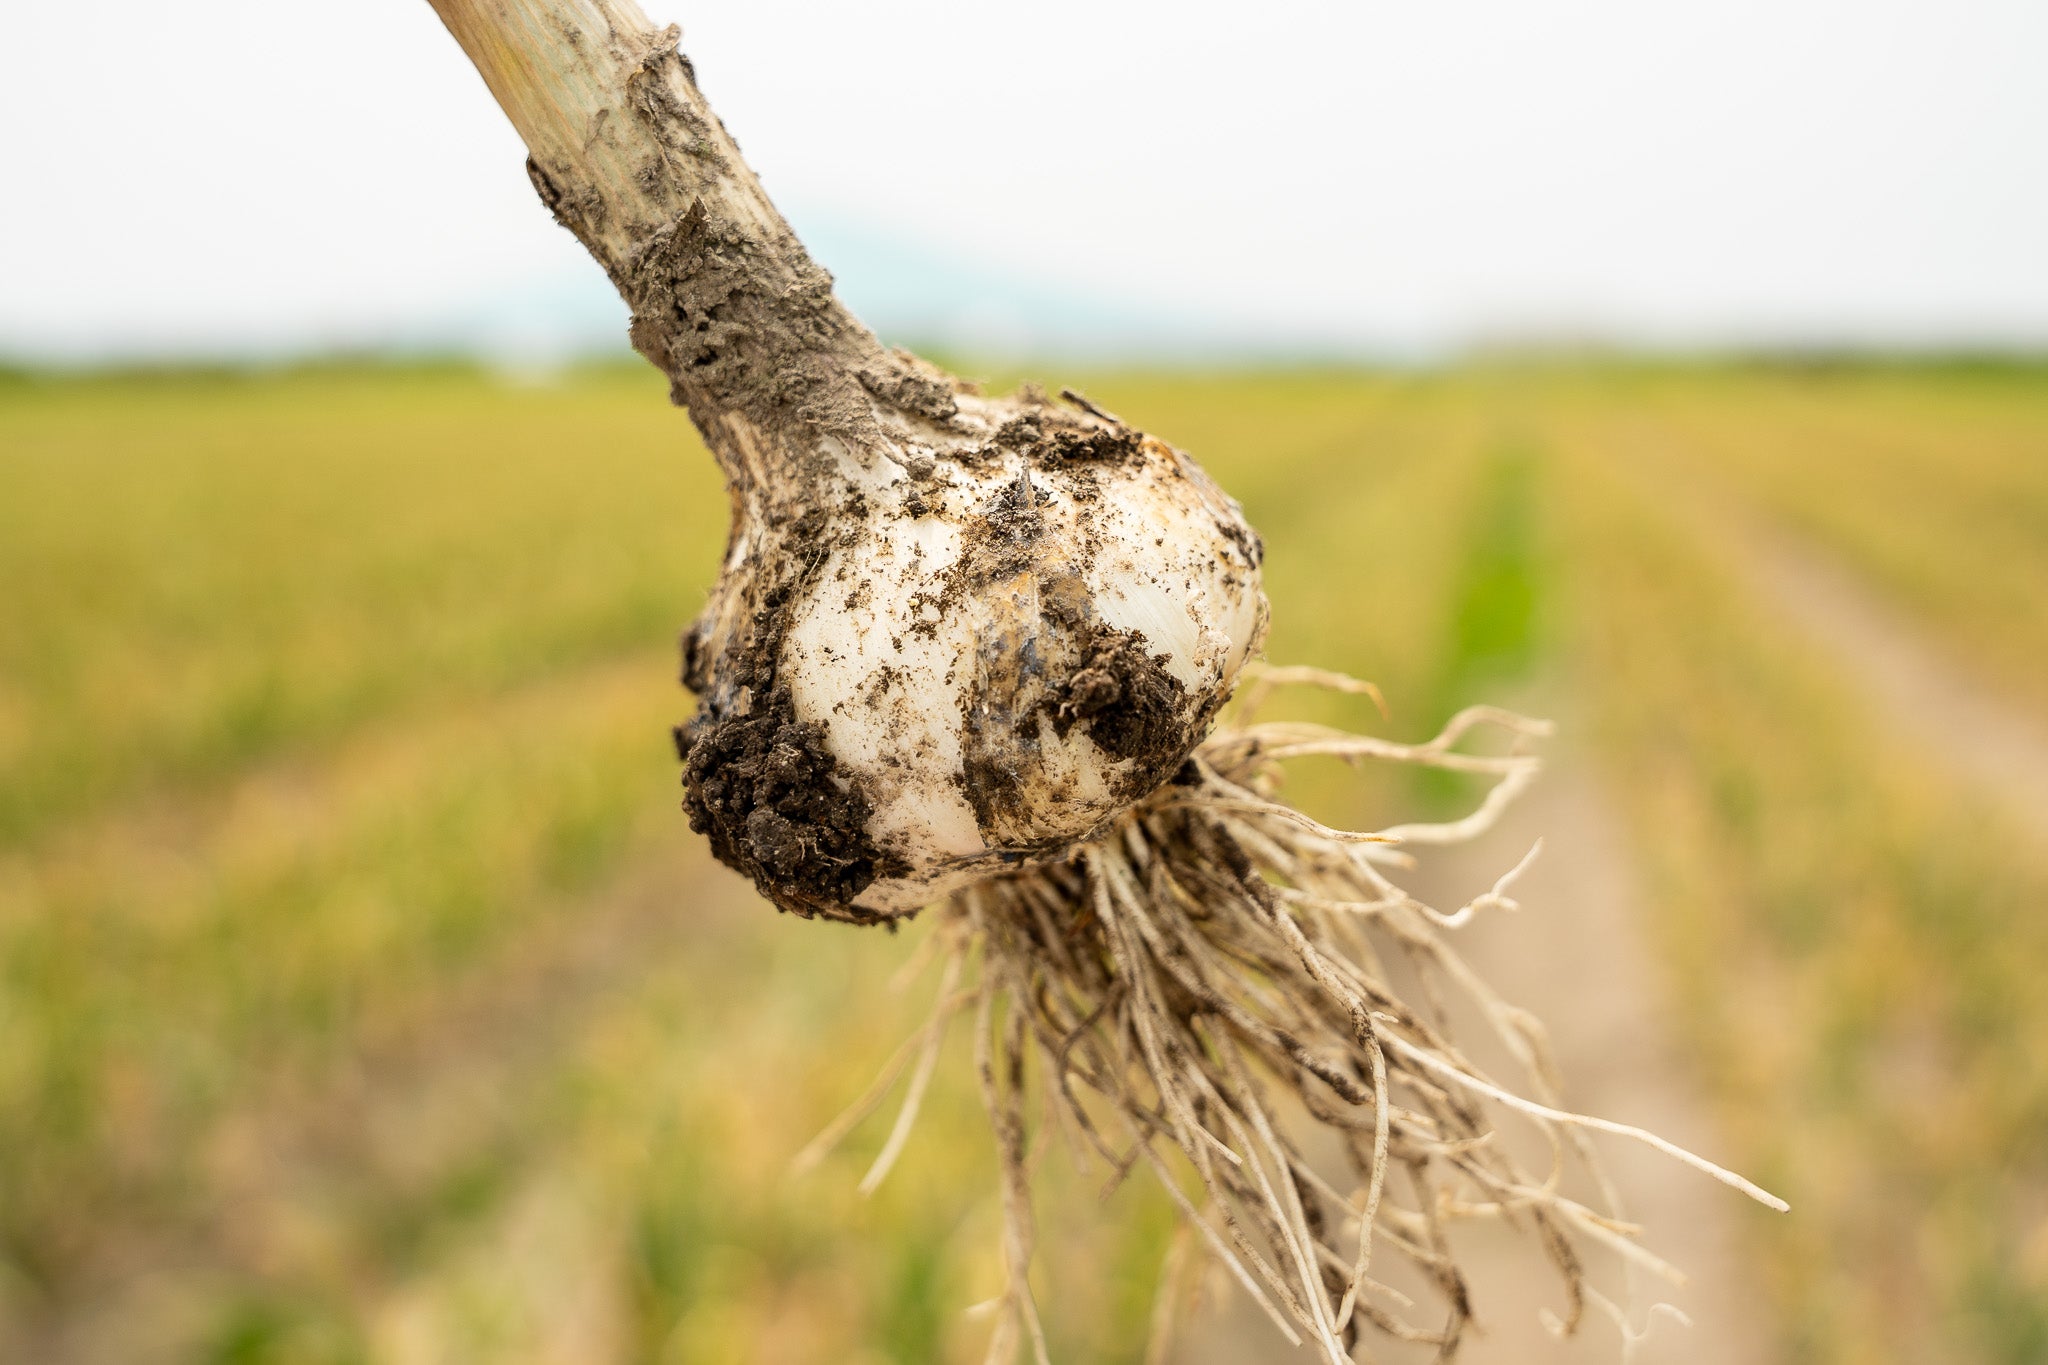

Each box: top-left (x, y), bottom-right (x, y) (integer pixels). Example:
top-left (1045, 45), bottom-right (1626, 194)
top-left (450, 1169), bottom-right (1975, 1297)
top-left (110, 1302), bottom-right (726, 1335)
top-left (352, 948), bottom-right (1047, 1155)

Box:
top-left (795, 669), bottom-right (1784, 1362)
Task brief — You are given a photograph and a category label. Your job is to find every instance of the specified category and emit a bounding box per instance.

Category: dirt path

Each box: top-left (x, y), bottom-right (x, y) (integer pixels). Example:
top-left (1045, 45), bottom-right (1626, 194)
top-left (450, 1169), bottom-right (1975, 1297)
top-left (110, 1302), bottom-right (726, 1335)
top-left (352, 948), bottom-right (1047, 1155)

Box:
top-left (1712, 514), bottom-right (2048, 843)
top-left (1406, 759), bottom-right (1772, 1364)
top-left (1598, 423), bottom-right (2048, 843)
top-left (1173, 750), bottom-right (1772, 1365)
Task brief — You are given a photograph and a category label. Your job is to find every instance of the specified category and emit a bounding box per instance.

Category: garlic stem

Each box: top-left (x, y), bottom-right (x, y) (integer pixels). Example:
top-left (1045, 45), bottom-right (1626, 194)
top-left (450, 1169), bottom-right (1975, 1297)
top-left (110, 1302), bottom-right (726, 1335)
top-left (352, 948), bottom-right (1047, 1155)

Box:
top-left (425, 0), bottom-right (893, 491)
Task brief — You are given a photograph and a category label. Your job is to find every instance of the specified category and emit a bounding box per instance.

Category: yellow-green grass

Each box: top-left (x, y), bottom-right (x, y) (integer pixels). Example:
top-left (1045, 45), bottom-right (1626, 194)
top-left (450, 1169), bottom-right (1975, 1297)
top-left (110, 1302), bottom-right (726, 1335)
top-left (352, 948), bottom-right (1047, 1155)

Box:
top-left (0, 366), bottom-right (726, 850)
top-left (3, 361), bottom-right (2046, 1363)
top-left (1544, 365), bottom-right (2048, 716)
top-left (1546, 397), bottom-right (2048, 1365)
top-left (0, 367), bottom-right (1487, 1362)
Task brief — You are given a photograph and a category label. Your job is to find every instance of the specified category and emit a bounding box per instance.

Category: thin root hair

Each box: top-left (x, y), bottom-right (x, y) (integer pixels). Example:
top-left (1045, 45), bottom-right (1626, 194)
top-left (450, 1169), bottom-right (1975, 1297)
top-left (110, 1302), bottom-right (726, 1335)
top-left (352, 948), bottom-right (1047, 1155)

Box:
top-left (804, 665), bottom-right (1784, 1363)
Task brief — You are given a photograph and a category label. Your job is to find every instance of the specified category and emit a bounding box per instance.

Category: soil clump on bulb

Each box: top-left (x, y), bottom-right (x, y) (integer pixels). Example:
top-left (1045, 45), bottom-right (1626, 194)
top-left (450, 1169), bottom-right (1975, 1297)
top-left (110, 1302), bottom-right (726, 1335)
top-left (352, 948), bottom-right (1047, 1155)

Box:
top-left (674, 501), bottom-right (904, 923)
top-left (673, 684), bottom-right (905, 923)
top-left (1051, 620), bottom-right (1191, 769)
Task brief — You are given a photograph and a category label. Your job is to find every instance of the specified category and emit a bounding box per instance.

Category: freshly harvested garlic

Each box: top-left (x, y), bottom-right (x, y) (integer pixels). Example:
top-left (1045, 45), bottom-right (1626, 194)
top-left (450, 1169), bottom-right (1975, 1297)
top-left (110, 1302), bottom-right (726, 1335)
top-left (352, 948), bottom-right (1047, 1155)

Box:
top-left (675, 378), bottom-right (1267, 919)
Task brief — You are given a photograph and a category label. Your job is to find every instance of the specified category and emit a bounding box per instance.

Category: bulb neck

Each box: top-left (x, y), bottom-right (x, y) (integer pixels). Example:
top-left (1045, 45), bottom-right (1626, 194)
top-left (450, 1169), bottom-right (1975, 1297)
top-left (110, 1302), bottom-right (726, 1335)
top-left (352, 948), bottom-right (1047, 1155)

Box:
top-left (428, 0), bottom-right (897, 492)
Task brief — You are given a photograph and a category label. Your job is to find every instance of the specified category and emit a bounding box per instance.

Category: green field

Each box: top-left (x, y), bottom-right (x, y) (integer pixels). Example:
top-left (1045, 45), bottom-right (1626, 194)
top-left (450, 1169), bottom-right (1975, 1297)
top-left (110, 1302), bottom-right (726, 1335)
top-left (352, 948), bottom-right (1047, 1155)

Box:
top-left (3, 361), bottom-right (2045, 1363)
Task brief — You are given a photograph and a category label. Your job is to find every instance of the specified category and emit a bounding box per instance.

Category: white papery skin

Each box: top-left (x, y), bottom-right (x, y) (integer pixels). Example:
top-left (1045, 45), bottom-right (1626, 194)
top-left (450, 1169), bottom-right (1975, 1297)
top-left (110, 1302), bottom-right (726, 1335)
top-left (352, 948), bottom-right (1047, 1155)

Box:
top-left (777, 394), bottom-right (1268, 916)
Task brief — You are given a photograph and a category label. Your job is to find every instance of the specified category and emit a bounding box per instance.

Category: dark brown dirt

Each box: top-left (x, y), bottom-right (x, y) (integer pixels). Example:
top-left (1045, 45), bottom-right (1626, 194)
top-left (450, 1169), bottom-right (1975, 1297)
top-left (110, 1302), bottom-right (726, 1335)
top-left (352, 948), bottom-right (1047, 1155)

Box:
top-left (957, 683), bottom-right (1039, 848)
top-left (957, 607), bottom-right (1198, 843)
top-left (941, 406), bottom-right (1226, 846)
top-left (1215, 506), bottom-right (1266, 571)
top-left (949, 468), bottom-right (1064, 842)
top-left (1052, 622), bottom-right (1191, 773)
top-left (991, 408), bottom-right (1142, 466)
top-left (675, 495), bottom-right (906, 923)
top-left (674, 685), bottom-right (903, 922)
top-left (945, 421), bottom-right (1190, 841)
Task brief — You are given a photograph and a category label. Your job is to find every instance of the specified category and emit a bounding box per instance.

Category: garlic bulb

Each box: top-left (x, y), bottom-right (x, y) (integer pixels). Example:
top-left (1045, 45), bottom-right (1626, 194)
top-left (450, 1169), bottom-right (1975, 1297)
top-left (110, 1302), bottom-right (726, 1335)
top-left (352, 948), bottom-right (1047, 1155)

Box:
top-left (674, 376), bottom-right (1268, 920)
top-left (419, 0), bottom-right (1267, 918)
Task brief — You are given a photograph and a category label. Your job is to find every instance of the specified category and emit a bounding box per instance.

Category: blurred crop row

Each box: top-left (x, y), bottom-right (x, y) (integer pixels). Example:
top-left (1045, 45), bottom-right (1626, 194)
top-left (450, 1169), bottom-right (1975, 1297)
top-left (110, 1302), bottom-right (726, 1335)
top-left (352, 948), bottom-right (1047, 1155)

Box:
top-left (1, 361), bottom-right (2043, 1362)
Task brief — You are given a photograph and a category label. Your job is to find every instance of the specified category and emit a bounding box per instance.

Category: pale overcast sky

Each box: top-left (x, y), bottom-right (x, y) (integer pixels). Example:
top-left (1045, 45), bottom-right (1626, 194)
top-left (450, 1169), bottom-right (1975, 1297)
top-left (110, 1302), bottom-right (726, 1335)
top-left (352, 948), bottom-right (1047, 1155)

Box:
top-left (3, 1), bottom-right (2045, 361)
